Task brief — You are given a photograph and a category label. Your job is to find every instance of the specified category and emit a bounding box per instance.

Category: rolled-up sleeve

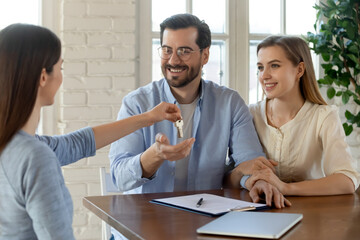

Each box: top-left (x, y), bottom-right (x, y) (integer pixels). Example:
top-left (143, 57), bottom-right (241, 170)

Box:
top-left (228, 93), bottom-right (265, 167)
top-left (320, 107), bottom-right (359, 189)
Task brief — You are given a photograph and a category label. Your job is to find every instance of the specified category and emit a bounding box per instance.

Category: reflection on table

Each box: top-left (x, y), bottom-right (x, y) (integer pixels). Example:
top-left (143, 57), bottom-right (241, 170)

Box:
top-left (83, 188), bottom-right (360, 240)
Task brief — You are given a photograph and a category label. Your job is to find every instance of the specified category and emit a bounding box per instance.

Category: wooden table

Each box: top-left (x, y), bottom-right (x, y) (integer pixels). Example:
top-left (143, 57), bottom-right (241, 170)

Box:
top-left (83, 189), bottom-right (360, 240)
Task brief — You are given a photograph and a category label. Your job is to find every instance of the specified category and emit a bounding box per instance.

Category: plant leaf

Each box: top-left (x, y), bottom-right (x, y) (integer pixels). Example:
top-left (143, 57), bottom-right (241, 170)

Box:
top-left (348, 45), bottom-right (358, 54)
top-left (342, 91), bottom-right (350, 104)
top-left (348, 54), bottom-right (359, 65)
top-left (343, 123), bottom-right (353, 136)
top-left (327, 87), bottom-right (336, 99)
top-left (322, 53), bottom-right (331, 61)
top-left (345, 23), bottom-right (355, 39)
top-left (345, 110), bottom-right (354, 122)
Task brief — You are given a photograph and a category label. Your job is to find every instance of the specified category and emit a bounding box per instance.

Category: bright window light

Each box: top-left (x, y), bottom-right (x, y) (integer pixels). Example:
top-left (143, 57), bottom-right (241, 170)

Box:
top-left (0, 0), bottom-right (40, 30)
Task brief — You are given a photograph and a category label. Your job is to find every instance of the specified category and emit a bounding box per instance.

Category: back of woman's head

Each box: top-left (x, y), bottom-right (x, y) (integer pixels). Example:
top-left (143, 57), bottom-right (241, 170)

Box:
top-left (257, 35), bottom-right (327, 105)
top-left (0, 23), bottom-right (61, 152)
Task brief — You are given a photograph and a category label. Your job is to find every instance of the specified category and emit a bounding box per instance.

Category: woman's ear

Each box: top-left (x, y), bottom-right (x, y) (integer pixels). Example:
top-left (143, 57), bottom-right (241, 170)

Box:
top-left (296, 62), bottom-right (305, 80)
top-left (39, 68), bottom-right (48, 87)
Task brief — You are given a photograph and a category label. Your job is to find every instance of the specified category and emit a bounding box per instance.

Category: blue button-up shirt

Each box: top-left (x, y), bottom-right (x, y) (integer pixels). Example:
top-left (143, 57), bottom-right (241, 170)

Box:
top-left (109, 79), bottom-right (265, 194)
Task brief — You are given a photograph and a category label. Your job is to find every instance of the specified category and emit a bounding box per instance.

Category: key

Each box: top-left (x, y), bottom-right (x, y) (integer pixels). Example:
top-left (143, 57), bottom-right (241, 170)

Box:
top-left (175, 119), bottom-right (184, 138)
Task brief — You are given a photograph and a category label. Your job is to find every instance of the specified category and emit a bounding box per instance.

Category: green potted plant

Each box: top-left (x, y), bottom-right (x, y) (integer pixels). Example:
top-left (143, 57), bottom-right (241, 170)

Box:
top-left (306, 0), bottom-right (359, 136)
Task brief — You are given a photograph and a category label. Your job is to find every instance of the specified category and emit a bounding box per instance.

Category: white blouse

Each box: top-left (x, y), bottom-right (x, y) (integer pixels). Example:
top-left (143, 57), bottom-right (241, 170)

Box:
top-left (249, 100), bottom-right (359, 189)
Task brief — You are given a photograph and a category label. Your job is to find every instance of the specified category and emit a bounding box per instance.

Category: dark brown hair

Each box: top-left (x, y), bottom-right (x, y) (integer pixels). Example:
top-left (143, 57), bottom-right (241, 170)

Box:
top-left (0, 23), bottom-right (61, 152)
top-left (160, 13), bottom-right (211, 50)
top-left (257, 35), bottom-right (327, 105)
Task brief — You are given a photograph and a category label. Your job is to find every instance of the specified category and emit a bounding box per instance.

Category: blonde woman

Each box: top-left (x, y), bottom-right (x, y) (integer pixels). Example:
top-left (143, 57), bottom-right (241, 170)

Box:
top-left (246, 35), bottom-right (359, 198)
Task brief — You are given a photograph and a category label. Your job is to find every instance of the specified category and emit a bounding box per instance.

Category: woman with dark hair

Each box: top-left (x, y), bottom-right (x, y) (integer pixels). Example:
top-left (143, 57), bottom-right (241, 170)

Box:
top-left (0, 23), bottom-right (182, 239)
top-left (245, 35), bottom-right (359, 197)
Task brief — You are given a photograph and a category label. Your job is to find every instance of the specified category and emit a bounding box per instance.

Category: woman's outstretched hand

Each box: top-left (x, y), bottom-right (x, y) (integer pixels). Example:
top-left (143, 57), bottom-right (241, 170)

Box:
top-left (146, 102), bottom-right (182, 125)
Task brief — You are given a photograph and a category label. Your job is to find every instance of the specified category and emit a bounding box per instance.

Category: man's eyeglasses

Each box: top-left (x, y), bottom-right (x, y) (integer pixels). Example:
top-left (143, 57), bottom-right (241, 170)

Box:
top-left (158, 46), bottom-right (202, 61)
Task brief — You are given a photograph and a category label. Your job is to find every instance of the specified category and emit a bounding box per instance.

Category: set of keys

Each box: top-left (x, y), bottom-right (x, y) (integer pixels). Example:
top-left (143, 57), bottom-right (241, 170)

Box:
top-left (174, 119), bottom-right (184, 138)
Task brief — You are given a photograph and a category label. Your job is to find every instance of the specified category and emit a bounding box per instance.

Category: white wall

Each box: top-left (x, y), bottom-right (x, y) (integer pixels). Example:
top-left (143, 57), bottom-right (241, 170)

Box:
top-left (51, 1), bottom-right (359, 239)
top-left (58, 0), bottom-right (136, 239)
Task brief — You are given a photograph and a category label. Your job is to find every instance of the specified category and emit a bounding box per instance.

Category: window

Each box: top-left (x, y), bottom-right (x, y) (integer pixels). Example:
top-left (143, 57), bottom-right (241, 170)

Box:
top-left (0, 0), bottom-right (40, 29)
top-left (0, 0), bottom-right (59, 135)
top-left (149, 0), bottom-right (227, 86)
top-left (138, 0), bottom-right (319, 104)
top-left (248, 0), bottom-right (318, 104)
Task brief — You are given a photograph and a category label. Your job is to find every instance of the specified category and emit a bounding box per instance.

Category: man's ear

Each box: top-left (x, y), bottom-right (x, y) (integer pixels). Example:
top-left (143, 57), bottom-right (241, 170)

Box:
top-left (39, 68), bottom-right (48, 87)
top-left (201, 47), bottom-right (210, 66)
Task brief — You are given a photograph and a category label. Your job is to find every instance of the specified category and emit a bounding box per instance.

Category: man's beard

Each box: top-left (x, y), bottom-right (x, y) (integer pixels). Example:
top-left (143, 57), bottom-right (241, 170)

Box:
top-left (162, 63), bottom-right (202, 88)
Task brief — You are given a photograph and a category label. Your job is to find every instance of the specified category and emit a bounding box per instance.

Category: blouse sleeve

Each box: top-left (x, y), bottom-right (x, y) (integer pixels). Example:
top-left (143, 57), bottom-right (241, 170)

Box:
top-left (319, 106), bottom-right (359, 189)
top-left (36, 127), bottom-right (96, 166)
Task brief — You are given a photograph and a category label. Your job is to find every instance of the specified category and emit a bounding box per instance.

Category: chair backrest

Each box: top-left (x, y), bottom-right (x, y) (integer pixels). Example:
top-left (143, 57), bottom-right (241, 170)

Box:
top-left (100, 167), bottom-right (121, 195)
top-left (99, 167), bottom-right (122, 240)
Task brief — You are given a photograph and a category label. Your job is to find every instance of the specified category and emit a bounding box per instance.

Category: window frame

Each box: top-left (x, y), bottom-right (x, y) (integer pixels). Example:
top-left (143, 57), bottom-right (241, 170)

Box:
top-left (138, 0), bottom-right (245, 93)
top-left (137, 0), bottom-right (321, 104)
top-left (0, 0), bottom-right (59, 135)
top-left (248, 0), bottom-right (321, 103)
top-left (39, 0), bottom-right (60, 135)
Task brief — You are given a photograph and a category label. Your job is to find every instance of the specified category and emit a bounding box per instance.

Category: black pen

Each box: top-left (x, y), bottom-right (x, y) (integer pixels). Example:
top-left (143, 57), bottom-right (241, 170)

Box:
top-left (196, 198), bottom-right (203, 208)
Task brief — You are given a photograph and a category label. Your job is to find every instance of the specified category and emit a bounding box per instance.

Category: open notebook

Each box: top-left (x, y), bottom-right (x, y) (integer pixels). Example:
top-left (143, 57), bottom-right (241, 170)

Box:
top-left (150, 193), bottom-right (268, 217)
top-left (197, 211), bottom-right (303, 239)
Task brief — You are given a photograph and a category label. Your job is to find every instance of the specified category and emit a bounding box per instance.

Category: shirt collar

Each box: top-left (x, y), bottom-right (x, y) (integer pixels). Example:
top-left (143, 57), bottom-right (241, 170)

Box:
top-left (163, 78), bottom-right (204, 106)
top-left (262, 99), bottom-right (312, 129)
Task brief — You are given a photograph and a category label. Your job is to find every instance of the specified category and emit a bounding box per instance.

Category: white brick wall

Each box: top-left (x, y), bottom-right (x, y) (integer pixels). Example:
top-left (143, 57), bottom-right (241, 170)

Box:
top-left (58, 0), bottom-right (136, 239)
top-left (49, 1), bottom-right (359, 239)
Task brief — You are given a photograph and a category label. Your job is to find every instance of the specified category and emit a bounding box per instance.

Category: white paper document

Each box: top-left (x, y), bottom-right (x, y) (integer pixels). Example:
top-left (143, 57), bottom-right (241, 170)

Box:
top-left (150, 193), bottom-right (267, 216)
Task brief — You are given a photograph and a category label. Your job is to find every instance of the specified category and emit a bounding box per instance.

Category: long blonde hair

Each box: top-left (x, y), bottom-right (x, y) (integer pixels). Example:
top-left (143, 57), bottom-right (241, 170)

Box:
top-left (257, 35), bottom-right (327, 105)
